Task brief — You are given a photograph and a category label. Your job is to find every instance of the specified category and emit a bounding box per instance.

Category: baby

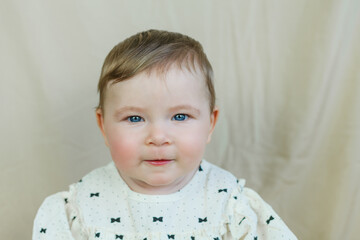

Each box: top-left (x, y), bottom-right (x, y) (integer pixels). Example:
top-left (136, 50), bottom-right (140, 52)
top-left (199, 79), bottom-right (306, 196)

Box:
top-left (33, 29), bottom-right (297, 239)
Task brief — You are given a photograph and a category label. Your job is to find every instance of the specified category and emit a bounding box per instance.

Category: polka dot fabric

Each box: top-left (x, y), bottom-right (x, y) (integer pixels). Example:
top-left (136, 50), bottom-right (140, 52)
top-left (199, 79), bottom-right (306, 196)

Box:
top-left (33, 160), bottom-right (297, 239)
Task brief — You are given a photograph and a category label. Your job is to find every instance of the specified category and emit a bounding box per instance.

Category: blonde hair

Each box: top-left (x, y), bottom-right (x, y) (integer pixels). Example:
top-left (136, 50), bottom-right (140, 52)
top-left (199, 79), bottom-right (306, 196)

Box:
top-left (97, 29), bottom-right (215, 112)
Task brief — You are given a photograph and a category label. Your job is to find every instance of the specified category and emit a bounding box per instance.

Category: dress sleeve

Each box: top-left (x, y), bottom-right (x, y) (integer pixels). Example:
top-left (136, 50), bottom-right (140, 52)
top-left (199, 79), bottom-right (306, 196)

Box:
top-left (33, 192), bottom-right (81, 240)
top-left (226, 180), bottom-right (297, 240)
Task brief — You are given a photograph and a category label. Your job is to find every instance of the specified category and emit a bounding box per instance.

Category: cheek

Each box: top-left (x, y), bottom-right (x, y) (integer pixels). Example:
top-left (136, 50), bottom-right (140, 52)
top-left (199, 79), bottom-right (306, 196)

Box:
top-left (106, 130), bottom-right (140, 167)
top-left (176, 125), bottom-right (209, 159)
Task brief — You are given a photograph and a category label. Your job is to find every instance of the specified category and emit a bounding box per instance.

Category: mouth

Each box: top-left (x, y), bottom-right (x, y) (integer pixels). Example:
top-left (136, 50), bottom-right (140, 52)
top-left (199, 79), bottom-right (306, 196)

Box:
top-left (144, 159), bottom-right (173, 166)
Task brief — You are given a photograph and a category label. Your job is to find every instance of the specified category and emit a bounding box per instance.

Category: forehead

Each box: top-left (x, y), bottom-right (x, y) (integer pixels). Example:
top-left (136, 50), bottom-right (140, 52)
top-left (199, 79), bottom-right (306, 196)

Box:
top-left (104, 65), bottom-right (209, 107)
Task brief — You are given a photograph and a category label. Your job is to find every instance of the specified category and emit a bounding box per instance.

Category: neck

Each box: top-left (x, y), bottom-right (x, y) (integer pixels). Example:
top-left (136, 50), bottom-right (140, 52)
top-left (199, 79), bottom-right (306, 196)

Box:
top-left (121, 169), bottom-right (197, 195)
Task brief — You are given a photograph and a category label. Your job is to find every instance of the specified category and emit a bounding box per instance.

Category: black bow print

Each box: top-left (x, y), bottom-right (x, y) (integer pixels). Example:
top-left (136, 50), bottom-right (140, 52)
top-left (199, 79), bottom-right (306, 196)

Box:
top-left (254, 237), bottom-right (258, 240)
top-left (198, 217), bottom-right (207, 223)
top-left (214, 238), bottom-right (220, 240)
top-left (266, 215), bottom-right (274, 225)
top-left (111, 217), bottom-right (121, 223)
top-left (191, 237), bottom-right (195, 240)
top-left (218, 188), bottom-right (227, 193)
top-left (115, 235), bottom-right (123, 239)
top-left (167, 234), bottom-right (175, 239)
top-left (153, 217), bottom-right (163, 222)
top-left (64, 198), bottom-right (68, 204)
top-left (40, 228), bottom-right (46, 233)
top-left (95, 232), bottom-right (100, 238)
top-left (90, 192), bottom-right (99, 197)
top-left (198, 165), bottom-right (203, 172)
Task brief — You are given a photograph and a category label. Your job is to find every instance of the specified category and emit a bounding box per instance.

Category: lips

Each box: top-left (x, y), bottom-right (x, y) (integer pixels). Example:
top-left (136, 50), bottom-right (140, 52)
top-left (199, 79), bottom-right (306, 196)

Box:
top-left (144, 159), bottom-right (173, 166)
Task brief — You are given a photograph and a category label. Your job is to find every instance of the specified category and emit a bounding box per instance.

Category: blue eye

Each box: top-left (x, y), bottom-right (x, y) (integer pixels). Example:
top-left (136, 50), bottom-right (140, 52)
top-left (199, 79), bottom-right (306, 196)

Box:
top-left (127, 116), bottom-right (143, 122)
top-left (172, 114), bottom-right (188, 121)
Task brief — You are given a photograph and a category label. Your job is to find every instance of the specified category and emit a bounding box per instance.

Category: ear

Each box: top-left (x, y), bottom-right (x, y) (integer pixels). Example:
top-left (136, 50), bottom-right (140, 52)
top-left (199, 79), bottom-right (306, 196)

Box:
top-left (96, 108), bottom-right (109, 147)
top-left (207, 106), bottom-right (219, 143)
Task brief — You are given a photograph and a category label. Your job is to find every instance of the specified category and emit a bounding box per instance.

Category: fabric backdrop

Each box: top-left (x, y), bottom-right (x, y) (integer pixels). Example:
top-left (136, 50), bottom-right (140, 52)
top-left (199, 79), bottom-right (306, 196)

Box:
top-left (1, 0), bottom-right (359, 239)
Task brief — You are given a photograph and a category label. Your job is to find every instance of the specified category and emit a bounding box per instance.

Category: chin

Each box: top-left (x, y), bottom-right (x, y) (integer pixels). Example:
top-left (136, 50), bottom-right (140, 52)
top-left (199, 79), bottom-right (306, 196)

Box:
top-left (146, 175), bottom-right (175, 187)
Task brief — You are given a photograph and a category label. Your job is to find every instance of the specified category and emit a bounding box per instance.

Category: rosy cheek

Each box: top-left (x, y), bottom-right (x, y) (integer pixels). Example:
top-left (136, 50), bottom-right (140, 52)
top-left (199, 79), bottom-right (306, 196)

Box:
top-left (107, 132), bottom-right (139, 167)
top-left (177, 129), bottom-right (208, 159)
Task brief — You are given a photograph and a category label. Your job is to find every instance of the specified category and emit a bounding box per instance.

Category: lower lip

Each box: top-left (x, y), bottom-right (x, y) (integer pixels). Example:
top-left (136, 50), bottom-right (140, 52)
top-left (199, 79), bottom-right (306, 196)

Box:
top-left (145, 160), bottom-right (172, 166)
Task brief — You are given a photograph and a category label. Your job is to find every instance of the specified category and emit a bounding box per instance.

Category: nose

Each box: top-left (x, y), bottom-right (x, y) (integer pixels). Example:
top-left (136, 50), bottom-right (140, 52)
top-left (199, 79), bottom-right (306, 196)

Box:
top-left (145, 123), bottom-right (171, 146)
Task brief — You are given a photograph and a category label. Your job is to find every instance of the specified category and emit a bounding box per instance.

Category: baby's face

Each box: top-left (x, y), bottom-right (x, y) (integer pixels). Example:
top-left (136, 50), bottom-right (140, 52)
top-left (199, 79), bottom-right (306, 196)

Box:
top-left (96, 66), bottom-right (218, 194)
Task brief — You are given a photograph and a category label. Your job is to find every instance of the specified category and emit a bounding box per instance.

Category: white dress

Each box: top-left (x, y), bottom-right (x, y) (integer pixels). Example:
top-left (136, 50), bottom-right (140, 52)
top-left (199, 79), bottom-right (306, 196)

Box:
top-left (33, 160), bottom-right (297, 240)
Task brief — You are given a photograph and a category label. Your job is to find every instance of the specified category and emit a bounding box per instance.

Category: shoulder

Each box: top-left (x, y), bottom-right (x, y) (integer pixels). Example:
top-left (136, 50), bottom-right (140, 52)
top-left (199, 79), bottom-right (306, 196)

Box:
top-left (33, 192), bottom-right (74, 239)
top-left (200, 161), bottom-right (297, 239)
top-left (77, 161), bottom-right (115, 184)
top-left (33, 162), bottom-right (114, 239)
top-left (69, 162), bottom-right (118, 198)
top-left (201, 160), bottom-right (239, 191)
top-left (226, 182), bottom-right (297, 239)
top-left (35, 192), bottom-right (68, 219)
top-left (198, 160), bottom-right (240, 219)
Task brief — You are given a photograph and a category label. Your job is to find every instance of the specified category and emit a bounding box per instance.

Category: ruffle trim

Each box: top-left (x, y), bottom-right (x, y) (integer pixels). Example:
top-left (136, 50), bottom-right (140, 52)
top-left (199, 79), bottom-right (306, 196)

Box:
top-left (224, 179), bottom-right (259, 239)
top-left (65, 184), bottom-right (89, 240)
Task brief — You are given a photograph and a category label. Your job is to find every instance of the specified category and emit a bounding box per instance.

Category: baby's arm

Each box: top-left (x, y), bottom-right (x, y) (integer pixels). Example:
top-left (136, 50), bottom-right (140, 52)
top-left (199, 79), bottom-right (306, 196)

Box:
top-left (33, 192), bottom-right (75, 240)
top-left (227, 182), bottom-right (297, 240)
top-left (244, 188), bottom-right (297, 239)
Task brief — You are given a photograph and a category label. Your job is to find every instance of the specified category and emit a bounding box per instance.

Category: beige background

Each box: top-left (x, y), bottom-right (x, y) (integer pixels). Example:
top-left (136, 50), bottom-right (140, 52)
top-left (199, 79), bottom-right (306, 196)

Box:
top-left (1, 0), bottom-right (360, 239)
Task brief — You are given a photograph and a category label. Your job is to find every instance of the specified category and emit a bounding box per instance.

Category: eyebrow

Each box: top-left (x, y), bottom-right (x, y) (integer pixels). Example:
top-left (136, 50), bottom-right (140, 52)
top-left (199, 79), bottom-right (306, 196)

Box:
top-left (169, 105), bottom-right (201, 115)
top-left (114, 106), bottom-right (145, 115)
